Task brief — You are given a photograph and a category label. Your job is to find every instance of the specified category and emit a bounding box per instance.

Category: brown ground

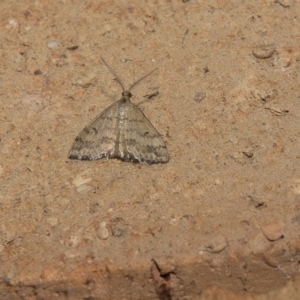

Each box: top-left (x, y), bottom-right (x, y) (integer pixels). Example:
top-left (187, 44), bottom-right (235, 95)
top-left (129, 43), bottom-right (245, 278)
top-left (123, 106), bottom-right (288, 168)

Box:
top-left (1, 0), bottom-right (300, 299)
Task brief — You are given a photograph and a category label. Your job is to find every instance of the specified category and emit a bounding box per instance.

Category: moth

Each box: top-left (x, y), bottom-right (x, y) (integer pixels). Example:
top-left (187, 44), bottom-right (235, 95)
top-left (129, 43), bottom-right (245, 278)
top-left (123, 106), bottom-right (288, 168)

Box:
top-left (68, 57), bottom-right (169, 165)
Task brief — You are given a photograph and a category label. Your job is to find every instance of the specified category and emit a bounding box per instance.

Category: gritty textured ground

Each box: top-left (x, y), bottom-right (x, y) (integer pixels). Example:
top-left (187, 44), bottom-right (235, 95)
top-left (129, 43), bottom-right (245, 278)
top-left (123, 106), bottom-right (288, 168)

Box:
top-left (1, 0), bottom-right (300, 299)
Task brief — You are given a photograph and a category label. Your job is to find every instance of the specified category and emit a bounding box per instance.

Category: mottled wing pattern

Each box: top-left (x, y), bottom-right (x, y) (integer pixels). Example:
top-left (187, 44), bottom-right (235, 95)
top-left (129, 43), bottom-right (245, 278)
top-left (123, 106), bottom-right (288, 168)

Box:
top-left (68, 101), bottom-right (121, 160)
top-left (121, 100), bottom-right (169, 164)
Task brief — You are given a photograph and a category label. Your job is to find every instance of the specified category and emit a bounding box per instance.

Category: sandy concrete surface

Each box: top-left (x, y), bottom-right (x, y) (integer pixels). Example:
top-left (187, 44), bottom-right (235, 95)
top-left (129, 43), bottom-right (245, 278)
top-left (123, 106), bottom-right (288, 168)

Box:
top-left (1, 0), bottom-right (300, 299)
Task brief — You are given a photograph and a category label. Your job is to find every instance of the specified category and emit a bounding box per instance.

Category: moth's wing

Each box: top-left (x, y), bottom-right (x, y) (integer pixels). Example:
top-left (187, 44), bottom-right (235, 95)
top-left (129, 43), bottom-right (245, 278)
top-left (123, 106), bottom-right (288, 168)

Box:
top-left (68, 100), bottom-right (121, 160)
top-left (122, 101), bottom-right (169, 164)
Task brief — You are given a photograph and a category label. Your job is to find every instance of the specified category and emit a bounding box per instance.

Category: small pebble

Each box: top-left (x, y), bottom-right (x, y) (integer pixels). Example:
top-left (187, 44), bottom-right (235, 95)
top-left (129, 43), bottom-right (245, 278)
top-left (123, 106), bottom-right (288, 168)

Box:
top-left (252, 44), bottom-right (276, 59)
top-left (243, 151), bottom-right (253, 158)
top-left (143, 91), bottom-right (159, 99)
top-left (34, 69), bottom-right (42, 75)
top-left (47, 40), bottom-right (59, 49)
top-left (98, 222), bottom-right (109, 240)
top-left (6, 18), bottom-right (18, 29)
top-left (76, 184), bottom-right (94, 193)
top-left (248, 195), bottom-right (264, 208)
top-left (111, 218), bottom-right (125, 237)
top-left (67, 45), bottom-right (79, 51)
top-left (261, 222), bottom-right (284, 241)
top-left (72, 175), bottom-right (90, 185)
top-left (194, 92), bottom-right (206, 103)
top-left (204, 235), bottom-right (227, 253)
top-left (112, 226), bottom-right (125, 237)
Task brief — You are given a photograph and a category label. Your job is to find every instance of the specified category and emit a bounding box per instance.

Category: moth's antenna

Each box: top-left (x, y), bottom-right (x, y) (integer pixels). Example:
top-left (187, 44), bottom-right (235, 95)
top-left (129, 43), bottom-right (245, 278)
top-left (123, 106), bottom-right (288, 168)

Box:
top-left (101, 57), bottom-right (125, 92)
top-left (101, 57), bottom-right (157, 93)
top-left (128, 68), bottom-right (158, 92)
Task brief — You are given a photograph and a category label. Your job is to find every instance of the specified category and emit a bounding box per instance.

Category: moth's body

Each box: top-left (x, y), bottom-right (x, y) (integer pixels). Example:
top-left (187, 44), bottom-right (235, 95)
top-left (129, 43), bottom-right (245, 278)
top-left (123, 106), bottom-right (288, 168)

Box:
top-left (68, 90), bottom-right (169, 164)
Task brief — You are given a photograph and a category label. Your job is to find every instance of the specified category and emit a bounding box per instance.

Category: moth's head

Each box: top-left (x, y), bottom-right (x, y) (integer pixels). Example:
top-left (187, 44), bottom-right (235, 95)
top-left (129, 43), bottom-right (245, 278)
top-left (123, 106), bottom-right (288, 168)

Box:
top-left (122, 91), bottom-right (132, 98)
